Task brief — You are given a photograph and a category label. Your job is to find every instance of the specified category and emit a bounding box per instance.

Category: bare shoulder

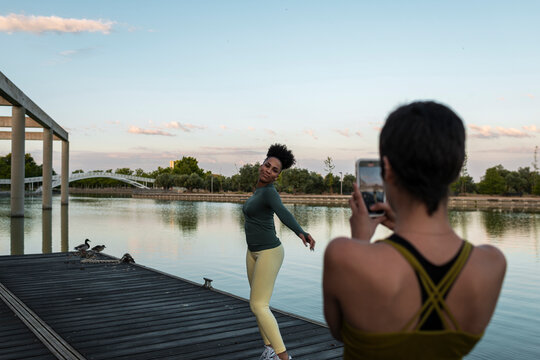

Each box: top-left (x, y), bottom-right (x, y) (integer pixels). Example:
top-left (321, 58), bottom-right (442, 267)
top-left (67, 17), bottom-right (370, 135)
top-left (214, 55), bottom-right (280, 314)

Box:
top-left (324, 237), bottom-right (403, 276)
top-left (470, 243), bottom-right (507, 274)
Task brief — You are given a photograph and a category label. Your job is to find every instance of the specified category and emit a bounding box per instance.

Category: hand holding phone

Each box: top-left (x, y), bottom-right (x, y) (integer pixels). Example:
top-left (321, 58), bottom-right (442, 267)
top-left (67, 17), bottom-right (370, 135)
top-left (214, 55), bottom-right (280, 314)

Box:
top-left (355, 159), bottom-right (385, 217)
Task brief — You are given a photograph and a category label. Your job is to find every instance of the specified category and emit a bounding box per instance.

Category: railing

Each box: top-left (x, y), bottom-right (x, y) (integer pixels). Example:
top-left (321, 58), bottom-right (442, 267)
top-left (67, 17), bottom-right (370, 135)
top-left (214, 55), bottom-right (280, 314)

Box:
top-left (0, 172), bottom-right (155, 190)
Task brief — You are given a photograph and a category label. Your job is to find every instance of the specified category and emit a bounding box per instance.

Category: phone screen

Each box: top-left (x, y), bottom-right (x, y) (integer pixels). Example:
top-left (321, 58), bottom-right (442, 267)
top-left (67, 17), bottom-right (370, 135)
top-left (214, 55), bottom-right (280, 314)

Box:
top-left (355, 159), bottom-right (385, 217)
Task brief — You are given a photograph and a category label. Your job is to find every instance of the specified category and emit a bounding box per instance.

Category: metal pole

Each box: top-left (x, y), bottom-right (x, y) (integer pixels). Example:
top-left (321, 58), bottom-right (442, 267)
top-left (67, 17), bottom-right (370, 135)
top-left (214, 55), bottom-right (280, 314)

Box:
top-left (339, 171), bottom-right (343, 195)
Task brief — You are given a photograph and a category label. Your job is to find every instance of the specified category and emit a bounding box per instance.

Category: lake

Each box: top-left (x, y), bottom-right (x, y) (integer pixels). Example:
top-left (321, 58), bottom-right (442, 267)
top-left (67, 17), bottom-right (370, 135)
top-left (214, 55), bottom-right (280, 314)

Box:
top-left (0, 195), bottom-right (539, 359)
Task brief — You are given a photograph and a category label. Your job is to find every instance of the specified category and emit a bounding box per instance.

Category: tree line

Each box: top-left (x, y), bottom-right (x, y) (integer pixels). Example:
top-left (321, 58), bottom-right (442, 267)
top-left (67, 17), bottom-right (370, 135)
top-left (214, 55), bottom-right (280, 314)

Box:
top-left (1, 151), bottom-right (539, 195)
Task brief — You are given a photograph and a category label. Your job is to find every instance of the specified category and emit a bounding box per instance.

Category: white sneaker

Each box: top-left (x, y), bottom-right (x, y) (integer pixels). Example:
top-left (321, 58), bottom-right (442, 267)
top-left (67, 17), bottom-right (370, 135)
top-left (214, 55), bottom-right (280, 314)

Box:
top-left (270, 354), bottom-right (292, 360)
top-left (259, 345), bottom-right (276, 360)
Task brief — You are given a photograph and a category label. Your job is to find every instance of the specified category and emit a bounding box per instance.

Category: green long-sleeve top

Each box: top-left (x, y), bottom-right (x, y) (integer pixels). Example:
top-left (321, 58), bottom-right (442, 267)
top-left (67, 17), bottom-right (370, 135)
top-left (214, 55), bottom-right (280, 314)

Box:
top-left (243, 183), bottom-right (308, 252)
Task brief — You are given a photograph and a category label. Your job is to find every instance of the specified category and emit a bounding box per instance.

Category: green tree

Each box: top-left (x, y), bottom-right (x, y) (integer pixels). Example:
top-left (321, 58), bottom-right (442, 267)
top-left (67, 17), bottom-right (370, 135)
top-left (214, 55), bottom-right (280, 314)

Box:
top-left (115, 167), bottom-right (133, 175)
top-left (0, 153), bottom-right (54, 180)
top-left (450, 176), bottom-right (476, 194)
top-left (172, 156), bottom-right (204, 177)
top-left (186, 173), bottom-right (203, 191)
top-left (324, 157), bottom-right (335, 193)
top-left (477, 166), bottom-right (506, 195)
top-left (342, 174), bottom-right (356, 194)
top-left (155, 173), bottom-right (174, 190)
top-left (173, 174), bottom-right (189, 188)
top-left (237, 163), bottom-right (260, 192)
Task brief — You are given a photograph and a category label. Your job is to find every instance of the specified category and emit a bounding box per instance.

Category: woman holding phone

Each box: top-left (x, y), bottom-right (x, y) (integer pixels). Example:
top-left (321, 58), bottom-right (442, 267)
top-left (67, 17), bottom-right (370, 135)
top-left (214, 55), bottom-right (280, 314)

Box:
top-left (323, 101), bottom-right (506, 359)
top-left (243, 143), bottom-right (315, 360)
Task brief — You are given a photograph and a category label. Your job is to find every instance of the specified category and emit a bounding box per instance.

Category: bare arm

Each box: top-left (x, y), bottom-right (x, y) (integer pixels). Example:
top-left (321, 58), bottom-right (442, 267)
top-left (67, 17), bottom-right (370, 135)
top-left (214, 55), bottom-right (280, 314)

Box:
top-left (323, 238), bottom-right (346, 341)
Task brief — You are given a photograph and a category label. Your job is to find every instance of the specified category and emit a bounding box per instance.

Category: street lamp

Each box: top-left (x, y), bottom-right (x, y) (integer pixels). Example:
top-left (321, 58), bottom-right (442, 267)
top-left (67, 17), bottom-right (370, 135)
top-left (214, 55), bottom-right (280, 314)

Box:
top-left (339, 171), bottom-right (343, 195)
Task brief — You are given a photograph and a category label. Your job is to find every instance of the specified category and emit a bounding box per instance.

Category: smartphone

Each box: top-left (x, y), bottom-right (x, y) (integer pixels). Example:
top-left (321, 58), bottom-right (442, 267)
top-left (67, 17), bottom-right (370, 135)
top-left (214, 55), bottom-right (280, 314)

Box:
top-left (355, 159), bottom-right (385, 217)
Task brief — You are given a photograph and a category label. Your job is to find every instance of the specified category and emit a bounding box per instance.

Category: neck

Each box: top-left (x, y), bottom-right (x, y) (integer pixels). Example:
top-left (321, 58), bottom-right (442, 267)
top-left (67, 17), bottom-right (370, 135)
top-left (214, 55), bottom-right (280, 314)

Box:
top-left (256, 180), bottom-right (271, 188)
top-left (393, 198), bottom-right (454, 238)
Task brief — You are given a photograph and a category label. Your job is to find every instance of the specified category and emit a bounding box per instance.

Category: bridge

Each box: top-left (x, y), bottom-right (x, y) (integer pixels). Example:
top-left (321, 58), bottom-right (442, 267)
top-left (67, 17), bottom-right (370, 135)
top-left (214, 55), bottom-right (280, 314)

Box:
top-left (0, 172), bottom-right (155, 191)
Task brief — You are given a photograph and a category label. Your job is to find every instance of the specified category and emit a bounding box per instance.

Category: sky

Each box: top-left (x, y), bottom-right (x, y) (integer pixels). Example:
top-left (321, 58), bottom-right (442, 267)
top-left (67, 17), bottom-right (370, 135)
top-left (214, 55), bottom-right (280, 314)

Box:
top-left (0, 0), bottom-right (539, 180)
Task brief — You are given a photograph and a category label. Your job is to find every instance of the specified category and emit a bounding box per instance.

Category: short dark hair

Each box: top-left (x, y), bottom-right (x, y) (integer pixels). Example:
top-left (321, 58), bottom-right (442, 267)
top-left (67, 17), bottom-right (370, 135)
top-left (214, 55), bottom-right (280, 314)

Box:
top-left (266, 143), bottom-right (296, 170)
top-left (379, 101), bottom-right (465, 215)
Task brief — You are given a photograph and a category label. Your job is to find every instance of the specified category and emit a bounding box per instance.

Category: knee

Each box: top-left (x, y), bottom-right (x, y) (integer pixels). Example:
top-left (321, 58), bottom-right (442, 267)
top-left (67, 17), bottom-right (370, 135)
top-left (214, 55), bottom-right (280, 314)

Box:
top-left (250, 299), bottom-right (269, 317)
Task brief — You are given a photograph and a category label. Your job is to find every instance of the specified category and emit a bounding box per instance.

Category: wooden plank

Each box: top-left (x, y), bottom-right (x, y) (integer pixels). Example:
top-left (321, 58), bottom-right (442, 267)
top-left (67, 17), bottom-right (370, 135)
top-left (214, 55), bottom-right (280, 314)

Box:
top-left (0, 252), bottom-right (343, 359)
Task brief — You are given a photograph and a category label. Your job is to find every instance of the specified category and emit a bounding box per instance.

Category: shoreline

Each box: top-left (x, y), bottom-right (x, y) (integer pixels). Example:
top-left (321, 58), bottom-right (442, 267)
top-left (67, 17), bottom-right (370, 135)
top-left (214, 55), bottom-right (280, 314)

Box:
top-left (64, 188), bottom-right (540, 212)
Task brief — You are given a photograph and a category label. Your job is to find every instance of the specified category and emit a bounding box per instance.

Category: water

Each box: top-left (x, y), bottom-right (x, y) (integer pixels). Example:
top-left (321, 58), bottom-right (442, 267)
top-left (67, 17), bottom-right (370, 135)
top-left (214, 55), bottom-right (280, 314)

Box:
top-left (1, 195), bottom-right (539, 359)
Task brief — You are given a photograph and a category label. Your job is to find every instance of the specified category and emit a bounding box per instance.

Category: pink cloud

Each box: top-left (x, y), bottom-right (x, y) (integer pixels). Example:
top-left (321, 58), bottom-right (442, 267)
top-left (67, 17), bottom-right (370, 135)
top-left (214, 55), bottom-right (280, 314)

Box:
top-left (526, 94), bottom-right (535, 99)
top-left (304, 129), bottom-right (318, 140)
top-left (164, 121), bottom-right (205, 132)
top-left (220, 125), bottom-right (228, 130)
top-left (0, 13), bottom-right (114, 34)
top-left (355, 131), bottom-right (362, 137)
top-left (523, 125), bottom-right (540, 133)
top-left (265, 129), bottom-right (276, 136)
top-left (496, 126), bottom-right (532, 138)
top-left (468, 125), bottom-right (532, 139)
top-left (128, 126), bottom-right (174, 136)
top-left (335, 128), bottom-right (350, 137)
top-left (247, 126), bottom-right (255, 131)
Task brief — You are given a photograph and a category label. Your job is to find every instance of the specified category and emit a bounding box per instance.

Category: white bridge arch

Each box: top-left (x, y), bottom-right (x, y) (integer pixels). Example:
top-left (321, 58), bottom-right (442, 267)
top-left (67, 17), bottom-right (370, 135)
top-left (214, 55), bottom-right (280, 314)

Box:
top-left (0, 171), bottom-right (155, 191)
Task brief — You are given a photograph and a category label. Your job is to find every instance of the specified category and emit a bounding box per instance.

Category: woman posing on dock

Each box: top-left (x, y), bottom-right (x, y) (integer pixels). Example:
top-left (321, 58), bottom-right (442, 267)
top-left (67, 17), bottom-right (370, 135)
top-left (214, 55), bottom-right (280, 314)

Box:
top-left (323, 101), bottom-right (506, 359)
top-left (243, 144), bottom-right (315, 360)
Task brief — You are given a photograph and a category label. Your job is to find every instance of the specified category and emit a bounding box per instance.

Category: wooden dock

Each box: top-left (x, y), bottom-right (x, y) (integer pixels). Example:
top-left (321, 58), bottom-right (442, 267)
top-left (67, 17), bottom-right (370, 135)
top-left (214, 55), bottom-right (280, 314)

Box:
top-left (0, 252), bottom-right (343, 360)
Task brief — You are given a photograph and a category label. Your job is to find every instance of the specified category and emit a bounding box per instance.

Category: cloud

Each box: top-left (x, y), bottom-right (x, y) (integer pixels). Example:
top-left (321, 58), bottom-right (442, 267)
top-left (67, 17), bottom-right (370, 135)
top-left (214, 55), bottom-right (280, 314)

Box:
top-left (304, 129), bottom-right (318, 140)
top-left (220, 125), bottom-right (228, 130)
top-left (247, 126), bottom-right (255, 131)
top-left (526, 94), bottom-right (535, 99)
top-left (523, 125), bottom-right (540, 133)
top-left (198, 146), bottom-right (264, 156)
top-left (265, 129), bottom-right (276, 136)
top-left (496, 126), bottom-right (532, 138)
top-left (468, 124), bottom-right (533, 139)
top-left (58, 47), bottom-right (94, 58)
top-left (476, 146), bottom-right (537, 154)
top-left (335, 128), bottom-right (350, 137)
top-left (164, 121), bottom-right (205, 132)
top-left (355, 131), bottom-right (362, 137)
top-left (0, 13), bottom-right (114, 34)
top-left (128, 126), bottom-right (174, 136)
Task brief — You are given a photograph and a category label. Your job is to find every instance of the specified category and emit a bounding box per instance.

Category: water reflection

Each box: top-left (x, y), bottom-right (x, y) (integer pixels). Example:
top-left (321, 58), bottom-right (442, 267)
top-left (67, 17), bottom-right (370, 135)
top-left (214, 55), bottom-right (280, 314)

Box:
top-left (10, 217), bottom-right (24, 255)
top-left (481, 211), bottom-right (535, 238)
top-left (42, 209), bottom-right (52, 253)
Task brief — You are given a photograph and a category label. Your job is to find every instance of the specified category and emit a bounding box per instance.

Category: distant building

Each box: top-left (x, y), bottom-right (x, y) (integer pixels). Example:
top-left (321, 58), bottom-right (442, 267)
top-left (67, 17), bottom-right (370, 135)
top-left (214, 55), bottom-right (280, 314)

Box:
top-left (169, 160), bottom-right (175, 168)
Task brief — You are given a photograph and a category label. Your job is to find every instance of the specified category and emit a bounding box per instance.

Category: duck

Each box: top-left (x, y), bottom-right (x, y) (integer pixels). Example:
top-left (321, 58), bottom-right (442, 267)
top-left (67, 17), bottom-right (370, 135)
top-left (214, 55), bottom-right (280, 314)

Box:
top-left (91, 245), bottom-right (106, 253)
top-left (74, 239), bottom-right (91, 252)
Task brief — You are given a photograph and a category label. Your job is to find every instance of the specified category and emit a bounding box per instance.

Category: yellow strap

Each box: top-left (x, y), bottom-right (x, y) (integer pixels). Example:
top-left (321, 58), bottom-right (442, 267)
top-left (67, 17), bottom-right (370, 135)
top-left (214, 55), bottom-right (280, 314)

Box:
top-left (381, 239), bottom-right (473, 331)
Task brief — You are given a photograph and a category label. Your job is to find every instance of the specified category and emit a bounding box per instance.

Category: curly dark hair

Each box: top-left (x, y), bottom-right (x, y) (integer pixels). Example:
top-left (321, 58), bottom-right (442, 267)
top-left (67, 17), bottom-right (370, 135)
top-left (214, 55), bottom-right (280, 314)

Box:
top-left (266, 143), bottom-right (296, 170)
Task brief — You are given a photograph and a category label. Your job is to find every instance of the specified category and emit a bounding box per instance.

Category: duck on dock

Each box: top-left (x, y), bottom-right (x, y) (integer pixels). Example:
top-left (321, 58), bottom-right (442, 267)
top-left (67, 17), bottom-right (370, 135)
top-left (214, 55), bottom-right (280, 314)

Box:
top-left (74, 239), bottom-right (91, 252)
top-left (91, 245), bottom-right (106, 253)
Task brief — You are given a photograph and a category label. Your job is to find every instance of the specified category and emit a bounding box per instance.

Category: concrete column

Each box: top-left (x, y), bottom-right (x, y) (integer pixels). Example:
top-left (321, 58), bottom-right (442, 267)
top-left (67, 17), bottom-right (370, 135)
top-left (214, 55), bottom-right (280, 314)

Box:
top-left (11, 106), bottom-right (25, 217)
top-left (42, 127), bottom-right (53, 209)
top-left (61, 140), bottom-right (69, 205)
top-left (61, 204), bottom-right (69, 252)
top-left (42, 209), bottom-right (52, 253)
top-left (10, 217), bottom-right (24, 255)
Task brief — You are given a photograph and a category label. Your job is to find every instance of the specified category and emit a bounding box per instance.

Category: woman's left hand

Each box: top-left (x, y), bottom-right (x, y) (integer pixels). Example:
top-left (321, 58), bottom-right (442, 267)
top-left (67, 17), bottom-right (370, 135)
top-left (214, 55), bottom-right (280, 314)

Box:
top-left (299, 233), bottom-right (315, 251)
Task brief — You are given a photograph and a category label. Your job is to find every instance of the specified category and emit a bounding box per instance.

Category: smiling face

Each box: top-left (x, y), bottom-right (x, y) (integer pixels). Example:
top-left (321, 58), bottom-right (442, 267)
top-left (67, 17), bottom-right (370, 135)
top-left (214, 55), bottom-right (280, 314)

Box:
top-left (259, 157), bottom-right (282, 184)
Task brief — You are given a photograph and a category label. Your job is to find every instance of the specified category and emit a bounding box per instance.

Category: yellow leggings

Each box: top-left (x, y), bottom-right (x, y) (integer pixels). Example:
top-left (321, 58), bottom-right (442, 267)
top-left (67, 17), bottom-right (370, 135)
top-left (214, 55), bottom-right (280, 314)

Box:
top-left (246, 244), bottom-right (286, 354)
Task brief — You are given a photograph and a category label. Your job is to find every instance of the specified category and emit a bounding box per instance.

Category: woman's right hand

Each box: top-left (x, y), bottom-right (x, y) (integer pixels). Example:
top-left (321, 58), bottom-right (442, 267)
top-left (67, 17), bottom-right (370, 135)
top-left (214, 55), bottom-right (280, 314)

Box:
top-left (349, 183), bottom-right (386, 241)
top-left (370, 202), bottom-right (396, 231)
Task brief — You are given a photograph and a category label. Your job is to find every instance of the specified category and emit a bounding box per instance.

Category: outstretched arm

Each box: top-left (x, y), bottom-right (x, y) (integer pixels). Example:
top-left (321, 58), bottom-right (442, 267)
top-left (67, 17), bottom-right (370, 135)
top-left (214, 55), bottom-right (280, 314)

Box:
top-left (267, 188), bottom-right (315, 250)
